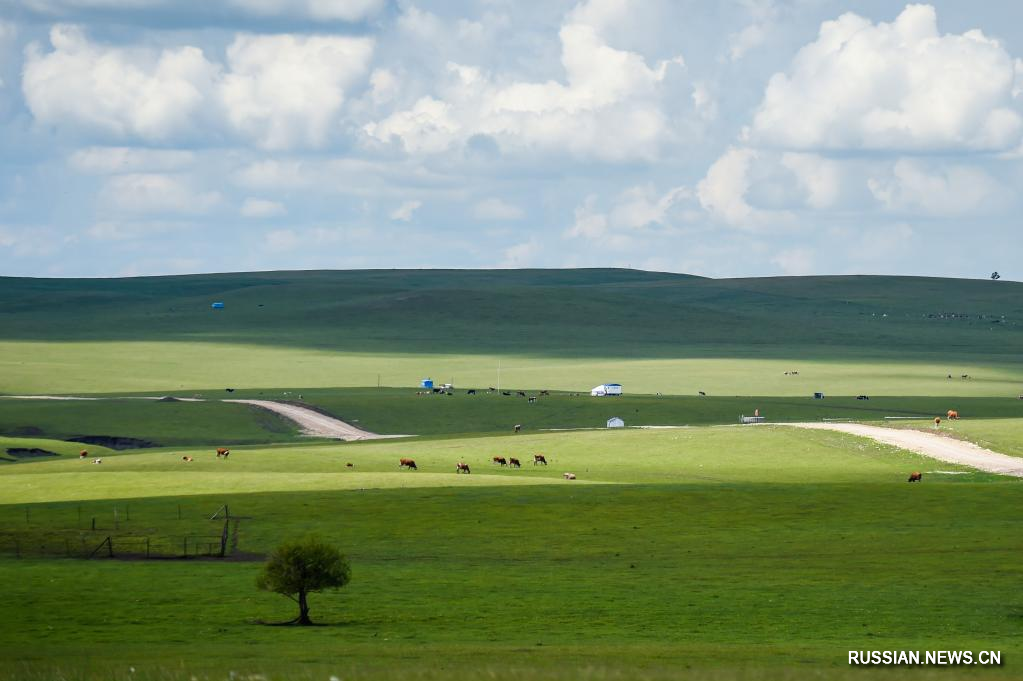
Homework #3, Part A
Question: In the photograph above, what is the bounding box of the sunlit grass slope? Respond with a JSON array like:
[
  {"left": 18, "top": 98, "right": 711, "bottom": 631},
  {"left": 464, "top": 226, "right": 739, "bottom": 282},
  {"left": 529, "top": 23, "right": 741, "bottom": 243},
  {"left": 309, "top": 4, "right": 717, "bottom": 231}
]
[
  {"left": 0, "top": 427, "right": 1020, "bottom": 680},
  {"left": 1, "top": 269, "right": 1020, "bottom": 395}
]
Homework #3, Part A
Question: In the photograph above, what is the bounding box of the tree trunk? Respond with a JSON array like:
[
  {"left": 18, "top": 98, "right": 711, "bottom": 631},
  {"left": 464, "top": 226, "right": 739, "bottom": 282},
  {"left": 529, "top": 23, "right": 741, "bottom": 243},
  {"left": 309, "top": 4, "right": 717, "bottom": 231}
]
[{"left": 297, "top": 590, "right": 312, "bottom": 625}]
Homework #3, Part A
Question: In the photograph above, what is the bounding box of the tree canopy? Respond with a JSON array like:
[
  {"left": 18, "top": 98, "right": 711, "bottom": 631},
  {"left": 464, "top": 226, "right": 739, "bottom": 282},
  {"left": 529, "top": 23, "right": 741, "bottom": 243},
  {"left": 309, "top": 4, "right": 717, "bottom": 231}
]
[{"left": 256, "top": 536, "right": 351, "bottom": 625}]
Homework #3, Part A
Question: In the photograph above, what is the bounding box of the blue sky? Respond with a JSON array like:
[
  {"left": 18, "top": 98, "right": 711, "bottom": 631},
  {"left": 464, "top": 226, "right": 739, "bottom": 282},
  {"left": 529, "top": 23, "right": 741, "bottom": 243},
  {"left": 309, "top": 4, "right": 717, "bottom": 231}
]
[{"left": 1, "top": 0, "right": 1021, "bottom": 278}]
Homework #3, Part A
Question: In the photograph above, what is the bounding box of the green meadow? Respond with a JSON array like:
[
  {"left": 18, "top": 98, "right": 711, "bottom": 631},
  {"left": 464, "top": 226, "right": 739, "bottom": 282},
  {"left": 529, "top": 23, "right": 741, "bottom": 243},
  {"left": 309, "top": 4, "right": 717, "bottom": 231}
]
[
  {"left": 1, "top": 427, "right": 1021, "bottom": 681},
  {"left": 1, "top": 269, "right": 1022, "bottom": 680}
]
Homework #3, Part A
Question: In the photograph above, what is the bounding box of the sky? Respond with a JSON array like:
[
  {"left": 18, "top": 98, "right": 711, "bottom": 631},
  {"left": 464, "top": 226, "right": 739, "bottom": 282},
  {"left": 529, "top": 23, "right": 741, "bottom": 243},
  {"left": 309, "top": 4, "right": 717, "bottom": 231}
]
[{"left": 0, "top": 0, "right": 1021, "bottom": 279}]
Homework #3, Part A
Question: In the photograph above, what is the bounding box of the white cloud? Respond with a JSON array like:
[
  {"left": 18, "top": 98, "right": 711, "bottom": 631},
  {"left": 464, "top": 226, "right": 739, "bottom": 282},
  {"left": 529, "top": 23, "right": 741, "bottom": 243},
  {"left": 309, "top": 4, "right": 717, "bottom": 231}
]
[
  {"left": 390, "top": 199, "right": 421, "bottom": 221},
  {"left": 500, "top": 239, "right": 540, "bottom": 267},
  {"left": 472, "top": 198, "right": 523, "bottom": 221},
  {"left": 780, "top": 152, "right": 842, "bottom": 209},
  {"left": 691, "top": 81, "right": 717, "bottom": 122},
  {"left": 68, "top": 146, "right": 195, "bottom": 174},
  {"left": 226, "top": 0, "right": 385, "bottom": 21},
  {"left": 100, "top": 173, "right": 221, "bottom": 215},
  {"left": 867, "top": 159, "right": 1002, "bottom": 215},
  {"left": 23, "top": 25, "right": 218, "bottom": 141},
  {"left": 697, "top": 146, "right": 757, "bottom": 226},
  {"left": 24, "top": 26, "right": 373, "bottom": 150},
  {"left": 771, "top": 247, "right": 815, "bottom": 275},
  {"left": 220, "top": 33, "right": 374, "bottom": 149},
  {"left": 748, "top": 4, "right": 1023, "bottom": 152},
  {"left": 364, "top": 0, "right": 685, "bottom": 161},
  {"left": 240, "top": 197, "right": 286, "bottom": 218},
  {"left": 727, "top": 0, "right": 777, "bottom": 62},
  {"left": 566, "top": 194, "right": 609, "bottom": 239}
]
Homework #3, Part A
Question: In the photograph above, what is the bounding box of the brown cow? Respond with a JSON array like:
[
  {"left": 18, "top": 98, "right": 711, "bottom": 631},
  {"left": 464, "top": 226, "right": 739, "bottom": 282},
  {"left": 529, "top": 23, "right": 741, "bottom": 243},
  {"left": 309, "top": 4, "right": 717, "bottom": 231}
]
[
  {"left": 908, "top": 472, "right": 922, "bottom": 482},
  {"left": 492, "top": 456, "right": 507, "bottom": 466},
  {"left": 508, "top": 457, "right": 521, "bottom": 468},
  {"left": 79, "top": 449, "right": 88, "bottom": 459},
  {"left": 345, "top": 462, "right": 354, "bottom": 468},
  {"left": 934, "top": 417, "right": 942, "bottom": 427},
  {"left": 182, "top": 456, "right": 194, "bottom": 462},
  {"left": 456, "top": 462, "right": 471, "bottom": 474},
  {"left": 399, "top": 458, "right": 417, "bottom": 470},
  {"left": 533, "top": 454, "right": 548, "bottom": 465},
  {"left": 947, "top": 410, "right": 960, "bottom": 420},
  {"left": 216, "top": 448, "right": 230, "bottom": 458}
]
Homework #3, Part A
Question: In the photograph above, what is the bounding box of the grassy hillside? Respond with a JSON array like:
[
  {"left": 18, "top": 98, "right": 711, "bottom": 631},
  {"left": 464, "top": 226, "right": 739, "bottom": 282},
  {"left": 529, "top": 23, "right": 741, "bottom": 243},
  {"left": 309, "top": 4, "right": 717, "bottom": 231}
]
[
  {"left": 1, "top": 269, "right": 1021, "bottom": 395},
  {"left": 0, "top": 398, "right": 299, "bottom": 447},
  {"left": 1, "top": 269, "right": 1020, "bottom": 358},
  {"left": 1, "top": 427, "right": 1019, "bottom": 680}
]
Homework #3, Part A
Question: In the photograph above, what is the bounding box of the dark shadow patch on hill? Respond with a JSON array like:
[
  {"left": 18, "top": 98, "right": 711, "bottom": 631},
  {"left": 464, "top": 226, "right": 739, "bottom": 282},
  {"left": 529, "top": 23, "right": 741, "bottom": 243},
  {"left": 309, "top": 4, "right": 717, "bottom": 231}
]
[
  {"left": 66, "top": 435, "right": 159, "bottom": 450},
  {"left": 5, "top": 447, "right": 59, "bottom": 459}
]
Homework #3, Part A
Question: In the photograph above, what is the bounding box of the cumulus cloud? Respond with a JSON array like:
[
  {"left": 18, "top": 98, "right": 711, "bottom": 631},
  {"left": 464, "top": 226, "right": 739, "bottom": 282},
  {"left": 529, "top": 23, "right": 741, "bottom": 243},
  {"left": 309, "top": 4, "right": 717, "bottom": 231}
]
[
  {"left": 566, "top": 184, "right": 690, "bottom": 242},
  {"left": 472, "top": 198, "right": 523, "bottom": 221},
  {"left": 240, "top": 197, "right": 286, "bottom": 218},
  {"left": 697, "top": 146, "right": 758, "bottom": 226},
  {"left": 779, "top": 152, "right": 842, "bottom": 209},
  {"left": 867, "top": 159, "right": 1003, "bottom": 215},
  {"left": 748, "top": 4, "right": 1023, "bottom": 152},
  {"left": 23, "top": 25, "right": 218, "bottom": 141},
  {"left": 500, "top": 239, "right": 540, "bottom": 267},
  {"left": 363, "top": 0, "right": 685, "bottom": 161},
  {"left": 390, "top": 200, "right": 421, "bottom": 221},
  {"left": 24, "top": 26, "right": 373, "bottom": 150},
  {"left": 771, "top": 247, "right": 815, "bottom": 275},
  {"left": 220, "top": 33, "right": 374, "bottom": 149},
  {"left": 100, "top": 173, "right": 221, "bottom": 215}
]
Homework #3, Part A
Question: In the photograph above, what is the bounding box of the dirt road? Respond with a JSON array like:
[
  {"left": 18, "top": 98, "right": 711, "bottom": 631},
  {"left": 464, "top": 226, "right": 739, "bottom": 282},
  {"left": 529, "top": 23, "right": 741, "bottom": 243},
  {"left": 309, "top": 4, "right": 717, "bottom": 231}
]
[
  {"left": 784, "top": 422, "right": 1023, "bottom": 477},
  {"left": 224, "top": 399, "right": 404, "bottom": 440}
]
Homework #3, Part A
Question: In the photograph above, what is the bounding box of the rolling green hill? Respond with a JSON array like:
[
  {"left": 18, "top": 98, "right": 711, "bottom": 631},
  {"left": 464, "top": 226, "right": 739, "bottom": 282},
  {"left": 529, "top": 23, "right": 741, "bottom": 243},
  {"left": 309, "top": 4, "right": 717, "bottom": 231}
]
[
  {"left": 1, "top": 269, "right": 1019, "bottom": 357},
  {"left": 1, "top": 269, "right": 1020, "bottom": 395}
]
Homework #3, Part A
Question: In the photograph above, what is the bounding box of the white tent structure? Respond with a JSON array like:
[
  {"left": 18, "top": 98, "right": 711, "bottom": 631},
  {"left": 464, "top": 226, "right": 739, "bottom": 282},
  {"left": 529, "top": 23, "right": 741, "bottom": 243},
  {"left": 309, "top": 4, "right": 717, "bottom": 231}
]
[
  {"left": 606, "top": 417, "right": 624, "bottom": 428},
  {"left": 591, "top": 383, "right": 623, "bottom": 397}
]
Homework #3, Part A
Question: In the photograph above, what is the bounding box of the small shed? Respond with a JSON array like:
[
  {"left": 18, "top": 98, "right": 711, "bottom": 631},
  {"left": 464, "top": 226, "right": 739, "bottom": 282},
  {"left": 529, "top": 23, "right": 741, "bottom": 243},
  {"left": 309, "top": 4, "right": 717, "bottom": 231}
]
[
  {"left": 211, "top": 302, "right": 225, "bottom": 310},
  {"left": 421, "top": 378, "right": 434, "bottom": 389},
  {"left": 607, "top": 417, "right": 625, "bottom": 428}
]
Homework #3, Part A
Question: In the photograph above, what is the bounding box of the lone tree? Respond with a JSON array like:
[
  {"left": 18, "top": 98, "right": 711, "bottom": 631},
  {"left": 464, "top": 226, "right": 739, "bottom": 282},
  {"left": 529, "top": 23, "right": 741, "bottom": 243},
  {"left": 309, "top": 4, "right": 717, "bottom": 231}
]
[
  {"left": 991, "top": 271, "right": 1001, "bottom": 280},
  {"left": 256, "top": 536, "right": 351, "bottom": 625}
]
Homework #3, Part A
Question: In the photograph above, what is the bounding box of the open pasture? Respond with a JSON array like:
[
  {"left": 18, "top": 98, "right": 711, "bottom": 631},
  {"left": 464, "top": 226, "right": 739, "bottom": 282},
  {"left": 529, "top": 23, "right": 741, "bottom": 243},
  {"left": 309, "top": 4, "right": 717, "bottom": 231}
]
[
  {"left": 0, "top": 427, "right": 996, "bottom": 505},
  {"left": 0, "top": 397, "right": 299, "bottom": 447},
  {"left": 0, "top": 427, "right": 1021, "bottom": 680},
  {"left": 3, "top": 340, "right": 1023, "bottom": 396}
]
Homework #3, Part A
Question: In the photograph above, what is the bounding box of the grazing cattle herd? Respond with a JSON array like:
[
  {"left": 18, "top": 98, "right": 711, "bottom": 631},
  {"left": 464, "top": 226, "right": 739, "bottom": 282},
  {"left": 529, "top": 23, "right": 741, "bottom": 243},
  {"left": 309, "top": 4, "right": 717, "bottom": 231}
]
[{"left": 384, "top": 453, "right": 563, "bottom": 477}]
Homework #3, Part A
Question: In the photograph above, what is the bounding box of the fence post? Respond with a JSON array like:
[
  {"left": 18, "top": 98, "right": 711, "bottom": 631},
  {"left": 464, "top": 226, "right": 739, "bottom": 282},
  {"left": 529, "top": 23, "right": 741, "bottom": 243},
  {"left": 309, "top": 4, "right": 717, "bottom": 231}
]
[
  {"left": 107, "top": 536, "right": 113, "bottom": 558},
  {"left": 219, "top": 519, "right": 229, "bottom": 557},
  {"left": 91, "top": 517, "right": 96, "bottom": 531}
]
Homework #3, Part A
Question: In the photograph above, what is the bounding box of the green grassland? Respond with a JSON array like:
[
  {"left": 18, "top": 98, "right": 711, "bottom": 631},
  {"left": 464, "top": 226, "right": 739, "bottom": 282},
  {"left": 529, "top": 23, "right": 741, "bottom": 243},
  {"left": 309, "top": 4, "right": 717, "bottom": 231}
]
[
  {"left": 0, "top": 397, "right": 299, "bottom": 447},
  {"left": 0, "top": 270, "right": 1021, "bottom": 395},
  {"left": 235, "top": 388, "right": 1023, "bottom": 435},
  {"left": 0, "top": 428, "right": 1020, "bottom": 681},
  {"left": 0, "top": 436, "right": 114, "bottom": 463},
  {"left": 2, "top": 269, "right": 1023, "bottom": 681}
]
